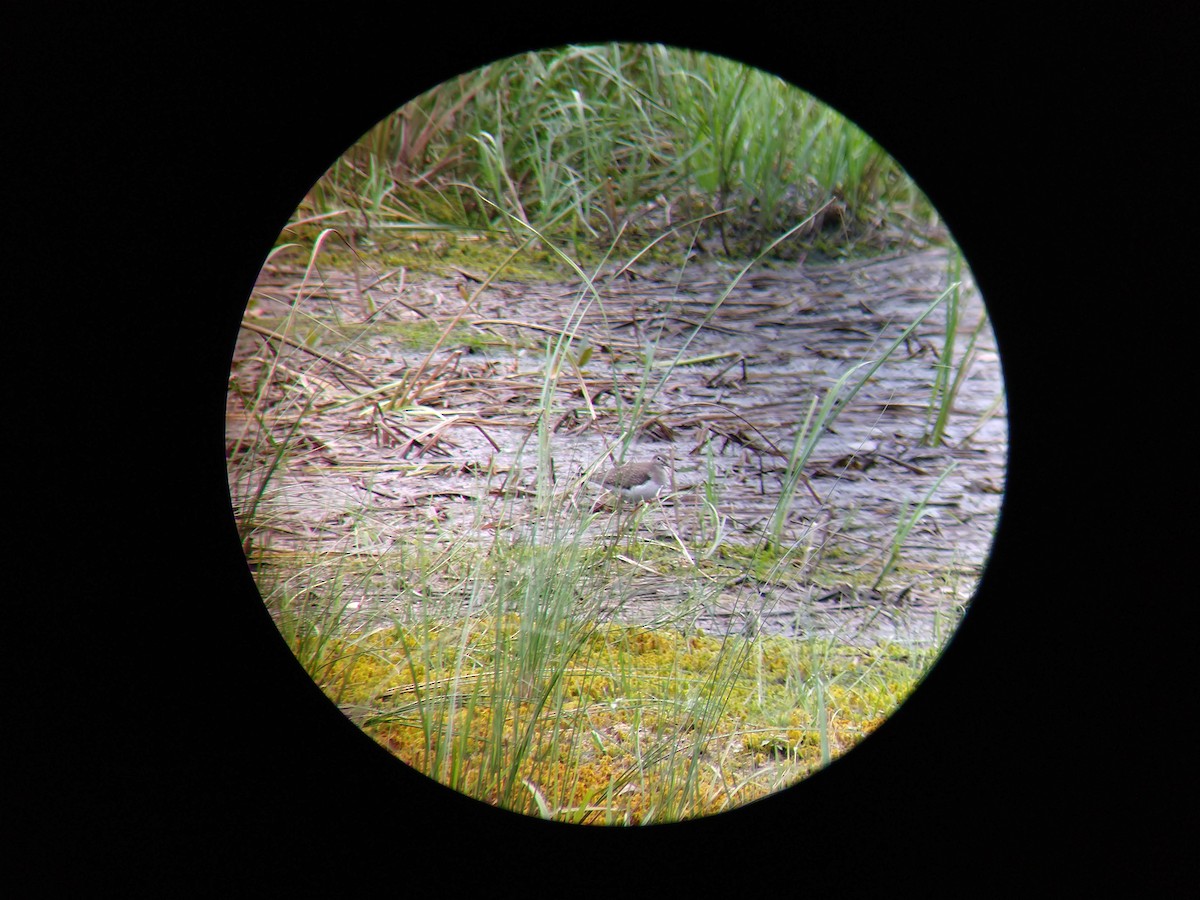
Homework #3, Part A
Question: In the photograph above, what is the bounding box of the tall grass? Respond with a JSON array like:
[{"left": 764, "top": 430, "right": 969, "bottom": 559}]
[
  {"left": 292, "top": 43, "right": 938, "bottom": 259},
  {"left": 924, "top": 248, "right": 991, "bottom": 446}
]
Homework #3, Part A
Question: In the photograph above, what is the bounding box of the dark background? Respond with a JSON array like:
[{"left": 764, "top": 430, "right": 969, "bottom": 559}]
[{"left": 7, "top": 5, "right": 1192, "bottom": 893}]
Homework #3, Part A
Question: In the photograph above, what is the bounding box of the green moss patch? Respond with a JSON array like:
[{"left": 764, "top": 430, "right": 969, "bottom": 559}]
[{"left": 305, "top": 617, "right": 926, "bottom": 824}]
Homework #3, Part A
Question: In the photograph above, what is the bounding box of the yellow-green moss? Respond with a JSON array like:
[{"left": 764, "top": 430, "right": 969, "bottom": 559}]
[{"left": 307, "top": 617, "right": 924, "bottom": 823}]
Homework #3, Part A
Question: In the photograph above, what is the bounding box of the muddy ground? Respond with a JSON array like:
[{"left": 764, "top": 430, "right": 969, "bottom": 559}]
[{"left": 228, "top": 246, "right": 1006, "bottom": 649}]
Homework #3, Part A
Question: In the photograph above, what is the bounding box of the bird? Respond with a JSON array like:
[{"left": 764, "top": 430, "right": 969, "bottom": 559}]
[{"left": 590, "top": 453, "right": 671, "bottom": 505}]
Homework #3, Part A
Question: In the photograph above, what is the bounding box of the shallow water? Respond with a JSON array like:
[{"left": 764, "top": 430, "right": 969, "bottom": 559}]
[{"left": 230, "top": 248, "right": 1005, "bottom": 649}]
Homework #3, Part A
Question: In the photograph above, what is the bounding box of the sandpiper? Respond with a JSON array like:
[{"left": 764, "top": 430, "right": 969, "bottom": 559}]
[{"left": 590, "top": 453, "right": 671, "bottom": 505}]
